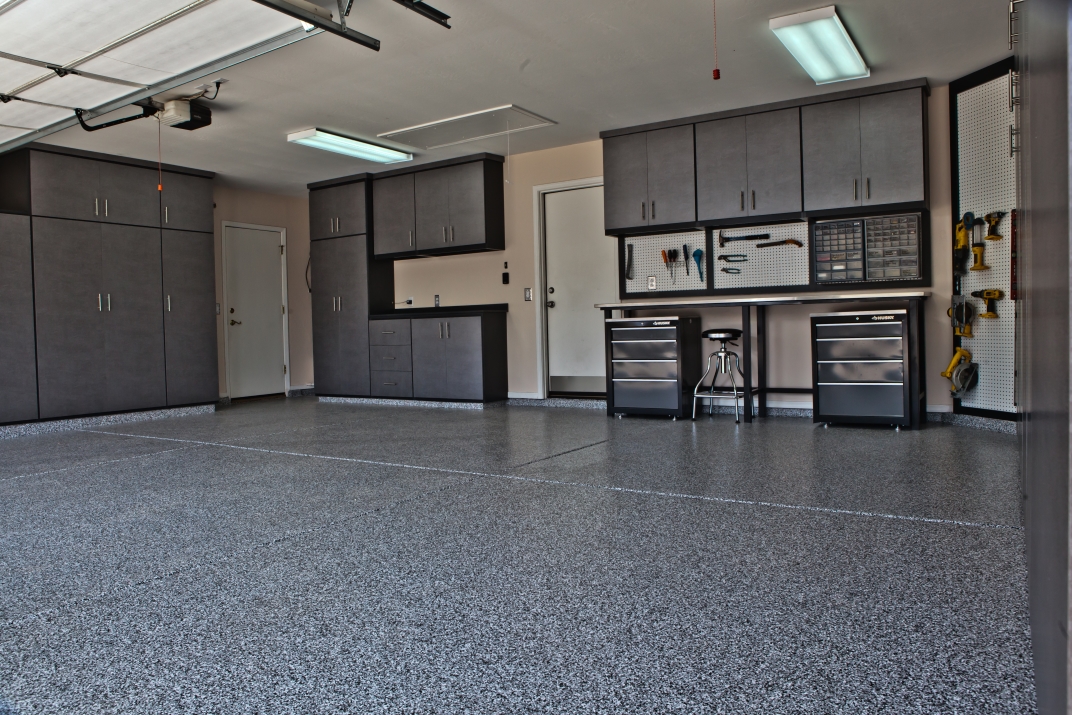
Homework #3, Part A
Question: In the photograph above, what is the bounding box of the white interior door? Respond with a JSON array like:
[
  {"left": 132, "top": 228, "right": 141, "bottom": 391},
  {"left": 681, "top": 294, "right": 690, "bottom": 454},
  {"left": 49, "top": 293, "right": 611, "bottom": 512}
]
[
  {"left": 544, "top": 186, "right": 618, "bottom": 394},
  {"left": 224, "top": 225, "right": 286, "bottom": 399}
]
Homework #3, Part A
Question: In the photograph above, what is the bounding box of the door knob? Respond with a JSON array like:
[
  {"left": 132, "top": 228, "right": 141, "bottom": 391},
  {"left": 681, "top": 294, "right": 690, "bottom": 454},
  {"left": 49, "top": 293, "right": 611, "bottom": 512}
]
[
  {"left": 546, "top": 301, "right": 556, "bottom": 308},
  {"left": 230, "top": 319, "right": 242, "bottom": 325}
]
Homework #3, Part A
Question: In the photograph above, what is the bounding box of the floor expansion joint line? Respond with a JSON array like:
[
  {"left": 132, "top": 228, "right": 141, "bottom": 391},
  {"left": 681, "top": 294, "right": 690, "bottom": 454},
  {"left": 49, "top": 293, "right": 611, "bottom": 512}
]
[
  {"left": 84, "top": 429, "right": 1022, "bottom": 531},
  {"left": 508, "top": 439, "right": 609, "bottom": 469},
  {"left": 0, "top": 445, "right": 200, "bottom": 484}
]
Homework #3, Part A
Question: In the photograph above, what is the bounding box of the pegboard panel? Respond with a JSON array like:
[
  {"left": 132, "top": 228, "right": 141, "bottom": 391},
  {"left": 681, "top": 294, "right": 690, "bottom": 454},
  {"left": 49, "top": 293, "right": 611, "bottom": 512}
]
[
  {"left": 712, "top": 222, "right": 810, "bottom": 290},
  {"left": 623, "top": 231, "right": 707, "bottom": 294},
  {"left": 955, "top": 73, "right": 1017, "bottom": 413}
]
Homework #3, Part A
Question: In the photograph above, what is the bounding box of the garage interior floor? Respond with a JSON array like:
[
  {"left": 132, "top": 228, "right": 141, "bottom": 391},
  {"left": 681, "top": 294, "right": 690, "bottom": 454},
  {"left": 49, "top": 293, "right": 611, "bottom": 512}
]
[{"left": 0, "top": 398, "right": 1035, "bottom": 714}]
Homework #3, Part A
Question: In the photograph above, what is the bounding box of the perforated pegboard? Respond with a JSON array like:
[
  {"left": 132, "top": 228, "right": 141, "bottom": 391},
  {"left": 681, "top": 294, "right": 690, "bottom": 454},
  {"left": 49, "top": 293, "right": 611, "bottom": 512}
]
[
  {"left": 955, "top": 73, "right": 1018, "bottom": 413},
  {"left": 712, "top": 222, "right": 810, "bottom": 290},
  {"left": 623, "top": 231, "right": 707, "bottom": 294}
]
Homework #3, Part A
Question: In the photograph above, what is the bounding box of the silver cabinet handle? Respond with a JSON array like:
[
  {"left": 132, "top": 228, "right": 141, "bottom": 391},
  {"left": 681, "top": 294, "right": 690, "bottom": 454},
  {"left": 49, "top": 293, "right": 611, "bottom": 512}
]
[
  {"left": 330, "top": 218, "right": 334, "bottom": 233},
  {"left": 446, "top": 321, "right": 450, "bottom": 338},
  {"left": 383, "top": 382, "right": 397, "bottom": 386},
  {"left": 740, "top": 191, "right": 744, "bottom": 211},
  {"left": 107, "top": 293, "right": 111, "bottom": 311},
  {"left": 104, "top": 199, "right": 108, "bottom": 217},
  {"left": 95, "top": 198, "right": 99, "bottom": 216},
  {"left": 866, "top": 178, "right": 870, "bottom": 200},
  {"left": 382, "top": 356, "right": 396, "bottom": 360},
  {"left": 336, "top": 218, "right": 341, "bottom": 233},
  {"left": 751, "top": 190, "right": 756, "bottom": 210},
  {"left": 442, "top": 226, "right": 447, "bottom": 243},
  {"left": 449, "top": 226, "right": 454, "bottom": 242},
  {"left": 853, "top": 179, "right": 858, "bottom": 200},
  {"left": 98, "top": 293, "right": 102, "bottom": 311},
  {"left": 439, "top": 322, "right": 443, "bottom": 338},
  {"left": 165, "top": 206, "right": 168, "bottom": 223},
  {"left": 651, "top": 201, "right": 655, "bottom": 220},
  {"left": 338, "top": 296, "right": 341, "bottom": 311},
  {"left": 381, "top": 330, "right": 395, "bottom": 334},
  {"left": 641, "top": 202, "right": 645, "bottom": 220},
  {"left": 409, "top": 230, "right": 413, "bottom": 246},
  {"left": 167, "top": 295, "right": 171, "bottom": 312}
]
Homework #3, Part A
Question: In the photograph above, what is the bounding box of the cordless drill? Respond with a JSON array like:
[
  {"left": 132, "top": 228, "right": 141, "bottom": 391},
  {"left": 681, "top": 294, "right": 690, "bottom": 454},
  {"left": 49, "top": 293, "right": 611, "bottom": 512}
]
[
  {"left": 971, "top": 289, "right": 1005, "bottom": 319},
  {"left": 984, "top": 211, "right": 1007, "bottom": 241},
  {"left": 969, "top": 217, "right": 990, "bottom": 271},
  {"left": 954, "top": 212, "right": 973, "bottom": 276}
]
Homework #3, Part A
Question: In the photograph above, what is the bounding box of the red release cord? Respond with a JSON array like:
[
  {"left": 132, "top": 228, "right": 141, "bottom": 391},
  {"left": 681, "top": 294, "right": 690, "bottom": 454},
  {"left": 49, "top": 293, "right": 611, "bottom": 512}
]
[
  {"left": 157, "top": 115, "right": 163, "bottom": 192},
  {"left": 712, "top": 0, "right": 720, "bottom": 80}
]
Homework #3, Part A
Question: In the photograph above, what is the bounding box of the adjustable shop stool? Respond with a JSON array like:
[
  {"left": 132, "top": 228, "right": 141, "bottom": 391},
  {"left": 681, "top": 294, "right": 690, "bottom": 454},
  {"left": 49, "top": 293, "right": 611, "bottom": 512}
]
[{"left": 692, "top": 328, "right": 745, "bottom": 422}]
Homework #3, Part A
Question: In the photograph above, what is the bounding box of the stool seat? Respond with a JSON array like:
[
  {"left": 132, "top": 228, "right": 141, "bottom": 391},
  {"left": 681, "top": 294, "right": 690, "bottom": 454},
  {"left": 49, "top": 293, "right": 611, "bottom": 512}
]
[{"left": 702, "top": 328, "right": 742, "bottom": 341}]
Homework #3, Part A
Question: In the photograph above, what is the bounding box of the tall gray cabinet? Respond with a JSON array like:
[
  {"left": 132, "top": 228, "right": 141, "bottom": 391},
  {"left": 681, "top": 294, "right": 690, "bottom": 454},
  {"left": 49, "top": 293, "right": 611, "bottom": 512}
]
[
  {"left": 311, "top": 234, "right": 371, "bottom": 396},
  {"left": 0, "top": 145, "right": 218, "bottom": 424}
]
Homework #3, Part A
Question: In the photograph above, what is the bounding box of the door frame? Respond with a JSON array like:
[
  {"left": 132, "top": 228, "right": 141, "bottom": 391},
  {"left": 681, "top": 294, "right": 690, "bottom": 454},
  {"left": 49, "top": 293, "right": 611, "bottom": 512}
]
[
  {"left": 221, "top": 221, "right": 291, "bottom": 398},
  {"left": 531, "top": 177, "right": 604, "bottom": 400}
]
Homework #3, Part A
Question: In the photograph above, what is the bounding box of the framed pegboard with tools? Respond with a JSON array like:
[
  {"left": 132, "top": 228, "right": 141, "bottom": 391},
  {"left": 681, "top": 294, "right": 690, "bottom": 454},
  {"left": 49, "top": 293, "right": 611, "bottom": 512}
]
[
  {"left": 949, "top": 58, "right": 1018, "bottom": 420},
  {"left": 620, "top": 230, "right": 709, "bottom": 297}
]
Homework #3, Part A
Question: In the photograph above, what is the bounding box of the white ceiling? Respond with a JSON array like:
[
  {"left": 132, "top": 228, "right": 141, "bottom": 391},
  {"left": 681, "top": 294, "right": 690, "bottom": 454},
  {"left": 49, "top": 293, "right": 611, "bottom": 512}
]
[{"left": 34, "top": 0, "right": 1013, "bottom": 195}]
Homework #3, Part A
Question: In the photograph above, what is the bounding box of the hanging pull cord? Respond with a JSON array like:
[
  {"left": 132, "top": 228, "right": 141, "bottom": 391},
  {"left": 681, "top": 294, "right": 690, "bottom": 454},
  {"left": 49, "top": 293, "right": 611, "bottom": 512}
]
[{"left": 712, "top": 0, "right": 720, "bottom": 80}]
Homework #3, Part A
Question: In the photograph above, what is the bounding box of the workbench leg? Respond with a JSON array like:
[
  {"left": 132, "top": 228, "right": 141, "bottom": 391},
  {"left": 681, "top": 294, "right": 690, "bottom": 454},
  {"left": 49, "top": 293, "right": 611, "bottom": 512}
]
[
  {"left": 757, "top": 305, "right": 768, "bottom": 418},
  {"left": 741, "top": 306, "right": 753, "bottom": 423}
]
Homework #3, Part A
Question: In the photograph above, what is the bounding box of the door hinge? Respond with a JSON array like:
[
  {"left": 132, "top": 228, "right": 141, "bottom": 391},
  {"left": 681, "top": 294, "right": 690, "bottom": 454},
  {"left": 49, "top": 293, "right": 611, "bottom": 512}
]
[
  {"left": 282, "top": 305, "right": 285, "bottom": 315},
  {"left": 283, "top": 365, "right": 287, "bottom": 374},
  {"left": 281, "top": 245, "right": 284, "bottom": 255}
]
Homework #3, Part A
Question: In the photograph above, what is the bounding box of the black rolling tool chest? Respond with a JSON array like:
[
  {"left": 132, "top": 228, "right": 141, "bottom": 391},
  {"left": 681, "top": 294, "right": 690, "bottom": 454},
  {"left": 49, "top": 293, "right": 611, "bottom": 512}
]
[
  {"left": 604, "top": 317, "right": 701, "bottom": 418},
  {"left": 811, "top": 309, "right": 925, "bottom": 429}
]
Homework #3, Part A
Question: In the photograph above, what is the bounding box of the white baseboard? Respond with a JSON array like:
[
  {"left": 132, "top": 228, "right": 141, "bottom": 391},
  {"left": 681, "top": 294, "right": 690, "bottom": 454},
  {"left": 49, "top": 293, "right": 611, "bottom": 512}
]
[{"left": 508, "top": 392, "right": 542, "bottom": 399}]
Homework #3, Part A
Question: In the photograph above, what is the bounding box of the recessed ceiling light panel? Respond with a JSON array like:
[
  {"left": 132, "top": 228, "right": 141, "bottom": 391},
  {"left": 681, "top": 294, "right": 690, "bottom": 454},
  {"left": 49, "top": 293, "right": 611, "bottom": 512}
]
[
  {"left": 770, "top": 6, "right": 869, "bottom": 85},
  {"left": 379, "top": 105, "right": 555, "bottom": 150},
  {"left": 287, "top": 128, "right": 413, "bottom": 163}
]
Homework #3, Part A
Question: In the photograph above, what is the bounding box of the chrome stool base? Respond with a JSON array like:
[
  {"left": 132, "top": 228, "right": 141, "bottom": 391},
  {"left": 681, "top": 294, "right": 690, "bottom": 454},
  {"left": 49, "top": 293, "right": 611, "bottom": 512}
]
[{"left": 692, "top": 329, "right": 745, "bottom": 423}]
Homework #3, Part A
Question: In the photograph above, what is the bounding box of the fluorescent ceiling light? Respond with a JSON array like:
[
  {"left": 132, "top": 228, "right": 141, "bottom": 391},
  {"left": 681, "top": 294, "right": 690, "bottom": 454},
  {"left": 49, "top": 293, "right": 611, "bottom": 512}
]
[
  {"left": 287, "top": 128, "right": 413, "bottom": 163},
  {"left": 770, "top": 6, "right": 869, "bottom": 85},
  {"left": 379, "top": 105, "right": 555, "bottom": 150}
]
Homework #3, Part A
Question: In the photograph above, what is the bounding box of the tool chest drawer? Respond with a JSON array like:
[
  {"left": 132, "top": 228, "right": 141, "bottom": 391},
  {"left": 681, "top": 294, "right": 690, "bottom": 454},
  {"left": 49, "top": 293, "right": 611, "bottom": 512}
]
[
  {"left": 817, "top": 361, "right": 903, "bottom": 383},
  {"left": 815, "top": 322, "right": 902, "bottom": 339},
  {"left": 369, "top": 319, "right": 411, "bottom": 346},
  {"left": 611, "top": 327, "right": 676, "bottom": 341},
  {"left": 612, "top": 360, "right": 678, "bottom": 380},
  {"left": 613, "top": 380, "right": 680, "bottom": 410},
  {"left": 370, "top": 345, "right": 412, "bottom": 372},
  {"left": 815, "top": 337, "right": 903, "bottom": 361},
  {"left": 371, "top": 370, "right": 413, "bottom": 398},
  {"left": 611, "top": 340, "right": 678, "bottom": 360},
  {"left": 818, "top": 384, "right": 904, "bottom": 417}
]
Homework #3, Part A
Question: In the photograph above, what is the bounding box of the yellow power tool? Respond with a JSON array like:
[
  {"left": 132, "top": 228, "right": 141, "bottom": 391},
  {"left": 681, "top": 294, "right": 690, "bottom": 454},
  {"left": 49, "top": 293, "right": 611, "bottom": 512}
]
[
  {"left": 984, "top": 211, "right": 1007, "bottom": 241},
  {"left": 941, "top": 347, "right": 979, "bottom": 398},
  {"left": 947, "top": 295, "right": 974, "bottom": 338},
  {"left": 954, "top": 213, "right": 972, "bottom": 275},
  {"left": 970, "top": 289, "right": 1005, "bottom": 319},
  {"left": 969, "top": 218, "right": 990, "bottom": 271}
]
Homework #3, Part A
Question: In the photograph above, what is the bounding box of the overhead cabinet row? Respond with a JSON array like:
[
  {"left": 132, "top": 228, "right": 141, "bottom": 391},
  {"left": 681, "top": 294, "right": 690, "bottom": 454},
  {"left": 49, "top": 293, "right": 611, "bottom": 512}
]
[{"left": 602, "top": 87, "right": 926, "bottom": 233}]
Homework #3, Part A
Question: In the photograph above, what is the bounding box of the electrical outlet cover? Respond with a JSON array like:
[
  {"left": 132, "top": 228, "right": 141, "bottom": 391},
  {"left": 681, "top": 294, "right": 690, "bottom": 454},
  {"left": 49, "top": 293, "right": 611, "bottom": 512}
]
[{"left": 647, "top": 276, "right": 657, "bottom": 291}]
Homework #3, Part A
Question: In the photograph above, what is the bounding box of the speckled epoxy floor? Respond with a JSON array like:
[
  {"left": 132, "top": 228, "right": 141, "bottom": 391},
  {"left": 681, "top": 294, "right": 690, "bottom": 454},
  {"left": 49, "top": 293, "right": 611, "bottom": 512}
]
[{"left": 0, "top": 398, "right": 1035, "bottom": 714}]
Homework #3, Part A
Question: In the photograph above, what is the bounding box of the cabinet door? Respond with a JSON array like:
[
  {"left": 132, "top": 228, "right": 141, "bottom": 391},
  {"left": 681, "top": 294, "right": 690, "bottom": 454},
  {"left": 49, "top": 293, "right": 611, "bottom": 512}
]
[
  {"left": 99, "top": 162, "right": 160, "bottom": 227},
  {"left": 603, "top": 132, "right": 649, "bottom": 231},
  {"left": 696, "top": 117, "right": 748, "bottom": 220},
  {"left": 161, "top": 172, "right": 214, "bottom": 233},
  {"left": 411, "top": 318, "right": 446, "bottom": 398},
  {"left": 802, "top": 98, "right": 862, "bottom": 211},
  {"left": 336, "top": 235, "right": 370, "bottom": 396},
  {"left": 32, "top": 217, "right": 106, "bottom": 418},
  {"left": 860, "top": 89, "right": 925, "bottom": 206},
  {"left": 745, "top": 108, "right": 802, "bottom": 216},
  {"left": 309, "top": 187, "right": 336, "bottom": 241},
  {"left": 447, "top": 162, "right": 486, "bottom": 247},
  {"left": 646, "top": 125, "right": 695, "bottom": 226},
  {"left": 415, "top": 168, "right": 450, "bottom": 251},
  {"left": 29, "top": 151, "right": 100, "bottom": 221},
  {"left": 0, "top": 214, "right": 39, "bottom": 422},
  {"left": 162, "top": 229, "right": 218, "bottom": 405},
  {"left": 102, "top": 224, "right": 166, "bottom": 412},
  {"left": 373, "top": 173, "right": 415, "bottom": 255},
  {"left": 310, "top": 238, "right": 340, "bottom": 394},
  {"left": 333, "top": 181, "right": 367, "bottom": 238},
  {"left": 443, "top": 316, "right": 483, "bottom": 400}
]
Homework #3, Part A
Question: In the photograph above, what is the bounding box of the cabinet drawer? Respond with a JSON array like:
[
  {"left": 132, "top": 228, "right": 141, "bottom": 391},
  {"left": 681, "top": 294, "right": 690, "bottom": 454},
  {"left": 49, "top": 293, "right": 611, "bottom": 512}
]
[
  {"left": 816, "top": 337, "right": 902, "bottom": 361},
  {"left": 370, "top": 345, "right": 412, "bottom": 372},
  {"left": 611, "top": 360, "right": 678, "bottom": 380},
  {"left": 815, "top": 322, "right": 902, "bottom": 339},
  {"left": 371, "top": 371, "right": 413, "bottom": 398},
  {"left": 613, "top": 380, "right": 679, "bottom": 410},
  {"left": 817, "top": 361, "right": 903, "bottom": 383},
  {"left": 611, "top": 340, "right": 677, "bottom": 360},
  {"left": 611, "top": 327, "right": 676, "bottom": 341},
  {"left": 369, "top": 319, "right": 411, "bottom": 345},
  {"left": 818, "top": 384, "right": 904, "bottom": 418}
]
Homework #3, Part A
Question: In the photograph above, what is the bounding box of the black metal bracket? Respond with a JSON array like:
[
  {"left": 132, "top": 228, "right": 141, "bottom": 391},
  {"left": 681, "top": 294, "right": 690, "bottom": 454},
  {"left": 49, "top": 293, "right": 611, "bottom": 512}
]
[
  {"left": 74, "top": 102, "right": 158, "bottom": 132},
  {"left": 249, "top": 0, "right": 381, "bottom": 51},
  {"left": 391, "top": 0, "right": 451, "bottom": 28}
]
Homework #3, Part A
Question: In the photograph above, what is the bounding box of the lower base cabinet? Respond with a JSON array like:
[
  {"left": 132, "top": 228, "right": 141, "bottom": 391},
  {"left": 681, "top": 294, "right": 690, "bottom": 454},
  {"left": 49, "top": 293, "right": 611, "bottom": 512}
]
[{"left": 312, "top": 234, "right": 371, "bottom": 397}]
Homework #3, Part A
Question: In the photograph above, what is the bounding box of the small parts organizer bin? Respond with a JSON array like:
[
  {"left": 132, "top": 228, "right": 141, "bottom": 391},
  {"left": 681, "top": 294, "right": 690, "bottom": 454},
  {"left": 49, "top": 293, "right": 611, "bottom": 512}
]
[{"left": 813, "top": 213, "right": 922, "bottom": 285}]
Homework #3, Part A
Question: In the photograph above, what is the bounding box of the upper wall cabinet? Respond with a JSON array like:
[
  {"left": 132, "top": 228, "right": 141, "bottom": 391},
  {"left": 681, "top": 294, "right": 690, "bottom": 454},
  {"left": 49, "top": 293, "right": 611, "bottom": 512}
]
[
  {"left": 371, "top": 157, "right": 504, "bottom": 258},
  {"left": 310, "top": 180, "right": 367, "bottom": 240},
  {"left": 696, "top": 108, "right": 802, "bottom": 220},
  {"left": 161, "top": 171, "right": 214, "bottom": 233},
  {"left": 604, "top": 125, "right": 695, "bottom": 232},
  {"left": 29, "top": 151, "right": 161, "bottom": 227},
  {"left": 802, "top": 88, "right": 925, "bottom": 211}
]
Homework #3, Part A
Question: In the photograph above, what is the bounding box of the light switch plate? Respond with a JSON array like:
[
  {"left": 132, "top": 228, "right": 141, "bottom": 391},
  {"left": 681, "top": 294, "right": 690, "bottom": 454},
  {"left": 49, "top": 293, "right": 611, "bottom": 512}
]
[
  {"left": 434, "top": 294, "right": 440, "bottom": 307},
  {"left": 216, "top": 303, "right": 221, "bottom": 315},
  {"left": 647, "top": 276, "right": 657, "bottom": 291},
  {"left": 524, "top": 288, "right": 532, "bottom": 301}
]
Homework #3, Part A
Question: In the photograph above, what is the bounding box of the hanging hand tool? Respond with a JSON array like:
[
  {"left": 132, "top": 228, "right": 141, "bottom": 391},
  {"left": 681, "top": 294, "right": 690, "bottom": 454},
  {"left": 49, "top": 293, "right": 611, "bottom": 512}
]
[
  {"left": 718, "top": 230, "right": 770, "bottom": 248},
  {"left": 954, "top": 212, "right": 973, "bottom": 276},
  {"left": 667, "top": 248, "right": 678, "bottom": 284},
  {"left": 625, "top": 244, "right": 634, "bottom": 280},
  {"left": 971, "top": 289, "right": 1005, "bottom": 318},
  {"left": 683, "top": 244, "right": 690, "bottom": 275},
  {"left": 755, "top": 238, "right": 804, "bottom": 249},
  {"left": 718, "top": 254, "right": 748, "bottom": 262},
  {"left": 984, "top": 211, "right": 1007, "bottom": 240},
  {"left": 947, "top": 295, "right": 975, "bottom": 338},
  {"left": 970, "top": 217, "right": 990, "bottom": 271},
  {"left": 941, "top": 347, "right": 978, "bottom": 398},
  {"left": 661, "top": 249, "right": 669, "bottom": 273},
  {"left": 721, "top": 267, "right": 741, "bottom": 274},
  {"left": 692, "top": 248, "right": 704, "bottom": 281}
]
